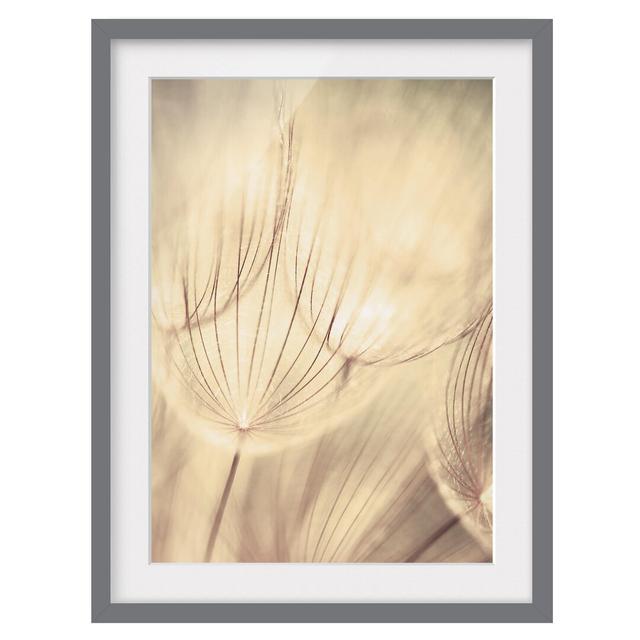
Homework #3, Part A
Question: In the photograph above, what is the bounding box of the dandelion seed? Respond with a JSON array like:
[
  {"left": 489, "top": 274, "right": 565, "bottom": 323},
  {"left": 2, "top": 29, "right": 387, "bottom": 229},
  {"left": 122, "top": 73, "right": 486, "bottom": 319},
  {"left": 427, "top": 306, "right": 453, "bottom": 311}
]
[
  {"left": 284, "top": 79, "right": 493, "bottom": 365},
  {"left": 424, "top": 305, "right": 493, "bottom": 551},
  {"left": 151, "top": 79, "right": 494, "bottom": 563},
  {"left": 227, "top": 369, "right": 487, "bottom": 563}
]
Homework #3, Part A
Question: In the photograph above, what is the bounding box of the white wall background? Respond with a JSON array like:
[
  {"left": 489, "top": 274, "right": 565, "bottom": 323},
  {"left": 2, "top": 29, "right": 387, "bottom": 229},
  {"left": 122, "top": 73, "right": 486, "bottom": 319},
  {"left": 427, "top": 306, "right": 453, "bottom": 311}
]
[{"left": 0, "top": 1, "right": 638, "bottom": 637}]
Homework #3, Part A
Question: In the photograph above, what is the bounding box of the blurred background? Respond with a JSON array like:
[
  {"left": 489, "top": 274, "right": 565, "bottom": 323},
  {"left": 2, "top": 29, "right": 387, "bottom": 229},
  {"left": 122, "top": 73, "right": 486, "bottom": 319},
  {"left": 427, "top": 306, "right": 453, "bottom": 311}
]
[{"left": 151, "top": 78, "right": 493, "bottom": 563}]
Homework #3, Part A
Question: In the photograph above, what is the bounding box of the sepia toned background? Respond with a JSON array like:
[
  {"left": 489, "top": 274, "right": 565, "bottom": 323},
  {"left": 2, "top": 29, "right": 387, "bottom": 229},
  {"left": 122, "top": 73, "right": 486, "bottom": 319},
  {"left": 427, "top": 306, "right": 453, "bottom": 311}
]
[{"left": 151, "top": 78, "right": 493, "bottom": 562}]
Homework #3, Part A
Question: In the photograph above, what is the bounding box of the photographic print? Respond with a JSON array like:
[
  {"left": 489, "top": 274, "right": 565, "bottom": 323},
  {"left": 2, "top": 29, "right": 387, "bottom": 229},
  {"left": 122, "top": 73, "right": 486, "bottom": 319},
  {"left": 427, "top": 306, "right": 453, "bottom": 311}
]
[{"left": 151, "top": 78, "right": 493, "bottom": 563}]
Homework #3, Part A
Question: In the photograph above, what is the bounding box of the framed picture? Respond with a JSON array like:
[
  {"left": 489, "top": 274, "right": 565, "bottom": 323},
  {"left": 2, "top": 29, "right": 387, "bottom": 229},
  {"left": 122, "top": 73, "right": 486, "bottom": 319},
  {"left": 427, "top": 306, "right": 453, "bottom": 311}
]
[{"left": 92, "top": 19, "right": 552, "bottom": 622}]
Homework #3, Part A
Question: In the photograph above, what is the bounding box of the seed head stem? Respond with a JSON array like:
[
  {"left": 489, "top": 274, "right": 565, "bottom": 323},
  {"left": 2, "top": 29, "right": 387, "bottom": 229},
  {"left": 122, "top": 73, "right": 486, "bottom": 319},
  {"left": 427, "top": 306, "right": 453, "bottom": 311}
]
[{"left": 204, "top": 449, "right": 241, "bottom": 561}]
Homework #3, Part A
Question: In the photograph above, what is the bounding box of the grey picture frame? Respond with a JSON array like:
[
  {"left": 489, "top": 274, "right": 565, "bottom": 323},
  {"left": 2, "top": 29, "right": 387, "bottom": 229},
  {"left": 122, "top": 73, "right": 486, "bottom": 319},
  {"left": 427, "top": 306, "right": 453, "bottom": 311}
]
[{"left": 92, "top": 19, "right": 552, "bottom": 623}]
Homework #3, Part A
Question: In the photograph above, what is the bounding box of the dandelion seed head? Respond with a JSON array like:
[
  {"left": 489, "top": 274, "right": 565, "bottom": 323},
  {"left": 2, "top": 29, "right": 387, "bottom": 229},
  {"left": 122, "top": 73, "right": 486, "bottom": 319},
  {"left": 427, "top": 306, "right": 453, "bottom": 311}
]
[
  {"left": 423, "top": 306, "right": 493, "bottom": 550},
  {"left": 283, "top": 80, "right": 492, "bottom": 365}
]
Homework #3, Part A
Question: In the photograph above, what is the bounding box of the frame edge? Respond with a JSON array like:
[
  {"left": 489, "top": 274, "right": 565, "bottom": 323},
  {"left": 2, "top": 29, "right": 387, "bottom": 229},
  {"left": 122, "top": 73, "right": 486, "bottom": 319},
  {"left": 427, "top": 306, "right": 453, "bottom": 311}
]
[
  {"left": 91, "top": 19, "right": 112, "bottom": 623},
  {"left": 91, "top": 18, "right": 550, "bottom": 40},
  {"left": 530, "top": 18, "right": 553, "bottom": 623},
  {"left": 91, "top": 17, "right": 553, "bottom": 623}
]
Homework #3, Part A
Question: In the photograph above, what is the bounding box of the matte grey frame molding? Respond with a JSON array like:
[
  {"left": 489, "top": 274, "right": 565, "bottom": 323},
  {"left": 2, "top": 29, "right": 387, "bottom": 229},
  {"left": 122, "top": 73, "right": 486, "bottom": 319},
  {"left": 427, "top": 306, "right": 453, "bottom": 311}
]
[{"left": 92, "top": 19, "right": 552, "bottom": 623}]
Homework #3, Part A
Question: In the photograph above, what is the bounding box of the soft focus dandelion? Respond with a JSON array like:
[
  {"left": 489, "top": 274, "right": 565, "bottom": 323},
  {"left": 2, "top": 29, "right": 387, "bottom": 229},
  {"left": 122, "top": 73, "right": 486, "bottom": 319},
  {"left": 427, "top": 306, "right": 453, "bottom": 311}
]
[
  {"left": 151, "top": 78, "right": 493, "bottom": 563},
  {"left": 152, "top": 81, "right": 380, "bottom": 559},
  {"left": 424, "top": 305, "right": 493, "bottom": 552},
  {"left": 154, "top": 87, "right": 376, "bottom": 454},
  {"left": 225, "top": 371, "right": 489, "bottom": 563},
  {"left": 285, "top": 80, "right": 492, "bottom": 365},
  {"left": 151, "top": 81, "right": 295, "bottom": 333}
]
